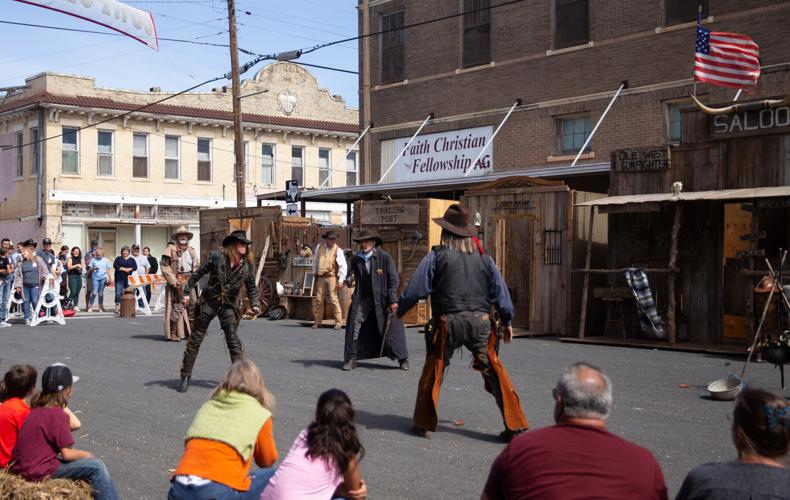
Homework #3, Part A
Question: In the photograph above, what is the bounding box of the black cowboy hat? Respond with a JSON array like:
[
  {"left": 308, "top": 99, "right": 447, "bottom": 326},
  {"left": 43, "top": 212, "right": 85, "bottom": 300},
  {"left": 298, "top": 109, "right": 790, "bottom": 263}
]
[
  {"left": 222, "top": 230, "right": 253, "bottom": 246},
  {"left": 352, "top": 228, "right": 382, "bottom": 246},
  {"left": 321, "top": 229, "right": 340, "bottom": 240},
  {"left": 432, "top": 204, "right": 478, "bottom": 237},
  {"left": 22, "top": 238, "right": 37, "bottom": 248}
]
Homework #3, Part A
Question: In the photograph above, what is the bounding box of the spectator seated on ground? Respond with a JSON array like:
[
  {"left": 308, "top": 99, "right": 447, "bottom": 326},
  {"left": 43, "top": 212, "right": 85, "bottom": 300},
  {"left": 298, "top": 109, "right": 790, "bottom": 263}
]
[
  {"left": 12, "top": 363, "right": 120, "bottom": 500},
  {"left": 169, "top": 359, "right": 278, "bottom": 500},
  {"left": 481, "top": 362, "right": 668, "bottom": 500},
  {"left": 261, "top": 389, "right": 368, "bottom": 500},
  {"left": 0, "top": 364, "right": 38, "bottom": 468},
  {"left": 676, "top": 387, "right": 790, "bottom": 500}
]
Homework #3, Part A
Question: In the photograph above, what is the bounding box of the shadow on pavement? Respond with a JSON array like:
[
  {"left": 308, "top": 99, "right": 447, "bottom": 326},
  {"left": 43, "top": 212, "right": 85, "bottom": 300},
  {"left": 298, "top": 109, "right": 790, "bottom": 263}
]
[
  {"left": 144, "top": 379, "right": 219, "bottom": 391},
  {"left": 130, "top": 334, "right": 175, "bottom": 342},
  {"left": 291, "top": 359, "right": 401, "bottom": 371},
  {"left": 354, "top": 409, "right": 503, "bottom": 443}
]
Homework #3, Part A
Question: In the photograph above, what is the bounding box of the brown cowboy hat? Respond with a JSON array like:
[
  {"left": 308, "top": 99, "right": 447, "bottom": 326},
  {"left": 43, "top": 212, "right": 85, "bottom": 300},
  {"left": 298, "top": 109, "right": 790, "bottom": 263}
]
[
  {"left": 171, "top": 225, "right": 194, "bottom": 241},
  {"left": 222, "top": 230, "right": 253, "bottom": 247},
  {"left": 352, "top": 228, "right": 382, "bottom": 246},
  {"left": 321, "top": 229, "right": 340, "bottom": 240},
  {"left": 432, "top": 204, "right": 477, "bottom": 237}
]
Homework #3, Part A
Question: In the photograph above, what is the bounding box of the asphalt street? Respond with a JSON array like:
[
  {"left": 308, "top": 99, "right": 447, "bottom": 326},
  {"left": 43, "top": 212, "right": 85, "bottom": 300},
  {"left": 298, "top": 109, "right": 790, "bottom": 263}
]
[{"left": 0, "top": 314, "right": 785, "bottom": 499}]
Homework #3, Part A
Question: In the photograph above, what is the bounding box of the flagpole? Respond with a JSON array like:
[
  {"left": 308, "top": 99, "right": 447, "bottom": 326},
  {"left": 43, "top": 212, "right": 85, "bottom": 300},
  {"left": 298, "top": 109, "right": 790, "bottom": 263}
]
[
  {"left": 570, "top": 81, "right": 626, "bottom": 169},
  {"left": 463, "top": 99, "right": 520, "bottom": 178},
  {"left": 693, "top": 4, "right": 703, "bottom": 97},
  {"left": 377, "top": 114, "right": 433, "bottom": 184}
]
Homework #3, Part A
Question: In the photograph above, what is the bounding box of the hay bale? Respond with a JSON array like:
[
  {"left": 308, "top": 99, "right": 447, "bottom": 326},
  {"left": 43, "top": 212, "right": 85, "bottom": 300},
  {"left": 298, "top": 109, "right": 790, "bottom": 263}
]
[{"left": 0, "top": 469, "right": 92, "bottom": 499}]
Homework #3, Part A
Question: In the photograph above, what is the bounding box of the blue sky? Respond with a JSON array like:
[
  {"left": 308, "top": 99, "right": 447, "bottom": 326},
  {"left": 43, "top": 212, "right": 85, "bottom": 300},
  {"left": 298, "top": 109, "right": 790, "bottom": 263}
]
[{"left": 0, "top": 0, "right": 360, "bottom": 107}]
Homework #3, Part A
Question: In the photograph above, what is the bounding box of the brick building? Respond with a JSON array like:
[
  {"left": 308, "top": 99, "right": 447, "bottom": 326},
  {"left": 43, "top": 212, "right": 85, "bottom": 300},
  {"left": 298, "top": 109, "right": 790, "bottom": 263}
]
[{"left": 357, "top": 0, "right": 790, "bottom": 190}]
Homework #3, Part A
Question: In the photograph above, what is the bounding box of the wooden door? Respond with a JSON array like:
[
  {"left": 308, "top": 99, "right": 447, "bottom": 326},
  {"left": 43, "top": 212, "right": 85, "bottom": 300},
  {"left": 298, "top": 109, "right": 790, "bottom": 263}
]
[
  {"left": 722, "top": 203, "right": 752, "bottom": 340},
  {"left": 492, "top": 215, "right": 534, "bottom": 330}
]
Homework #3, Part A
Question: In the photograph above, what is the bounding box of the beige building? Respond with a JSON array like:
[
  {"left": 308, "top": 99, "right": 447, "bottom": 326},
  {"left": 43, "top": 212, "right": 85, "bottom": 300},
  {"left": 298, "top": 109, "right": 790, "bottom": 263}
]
[{"left": 0, "top": 62, "right": 359, "bottom": 258}]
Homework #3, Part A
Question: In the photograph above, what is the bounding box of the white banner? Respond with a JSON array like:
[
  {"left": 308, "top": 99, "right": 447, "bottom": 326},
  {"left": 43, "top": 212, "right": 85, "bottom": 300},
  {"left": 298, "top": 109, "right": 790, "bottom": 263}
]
[
  {"left": 16, "top": 0, "right": 158, "bottom": 50},
  {"left": 392, "top": 126, "right": 493, "bottom": 183}
]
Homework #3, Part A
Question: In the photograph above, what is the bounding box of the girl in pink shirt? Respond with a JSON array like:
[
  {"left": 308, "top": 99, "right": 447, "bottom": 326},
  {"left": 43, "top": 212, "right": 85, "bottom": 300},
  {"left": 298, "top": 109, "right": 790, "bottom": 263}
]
[{"left": 260, "top": 389, "right": 367, "bottom": 500}]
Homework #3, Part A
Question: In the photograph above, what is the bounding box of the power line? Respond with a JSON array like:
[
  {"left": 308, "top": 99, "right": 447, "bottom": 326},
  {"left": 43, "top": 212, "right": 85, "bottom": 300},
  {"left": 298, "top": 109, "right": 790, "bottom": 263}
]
[{"left": 292, "top": 61, "right": 357, "bottom": 75}]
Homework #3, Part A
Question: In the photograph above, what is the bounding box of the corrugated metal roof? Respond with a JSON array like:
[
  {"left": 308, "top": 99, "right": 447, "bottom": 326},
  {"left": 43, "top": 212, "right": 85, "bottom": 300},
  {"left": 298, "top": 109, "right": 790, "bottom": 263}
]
[{"left": 576, "top": 186, "right": 790, "bottom": 206}]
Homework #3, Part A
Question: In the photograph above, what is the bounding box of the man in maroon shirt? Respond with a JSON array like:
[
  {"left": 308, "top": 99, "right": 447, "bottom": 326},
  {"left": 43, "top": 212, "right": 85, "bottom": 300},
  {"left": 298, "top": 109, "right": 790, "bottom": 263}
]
[{"left": 482, "top": 362, "right": 668, "bottom": 500}]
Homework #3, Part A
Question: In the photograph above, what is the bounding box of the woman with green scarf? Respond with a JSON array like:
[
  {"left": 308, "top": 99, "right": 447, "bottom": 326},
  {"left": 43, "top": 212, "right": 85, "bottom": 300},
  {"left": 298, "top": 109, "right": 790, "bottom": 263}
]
[{"left": 169, "top": 360, "right": 278, "bottom": 499}]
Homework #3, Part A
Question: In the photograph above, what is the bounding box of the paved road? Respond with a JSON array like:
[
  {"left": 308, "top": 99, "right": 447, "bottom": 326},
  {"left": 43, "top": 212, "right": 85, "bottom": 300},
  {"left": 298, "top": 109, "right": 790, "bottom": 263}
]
[{"left": 0, "top": 314, "right": 784, "bottom": 499}]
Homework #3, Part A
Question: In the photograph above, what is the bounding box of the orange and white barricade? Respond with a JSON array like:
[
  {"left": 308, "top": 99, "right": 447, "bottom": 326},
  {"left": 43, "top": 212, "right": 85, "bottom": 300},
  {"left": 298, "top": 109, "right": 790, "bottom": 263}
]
[
  {"left": 31, "top": 273, "right": 65, "bottom": 327},
  {"left": 128, "top": 274, "right": 166, "bottom": 316}
]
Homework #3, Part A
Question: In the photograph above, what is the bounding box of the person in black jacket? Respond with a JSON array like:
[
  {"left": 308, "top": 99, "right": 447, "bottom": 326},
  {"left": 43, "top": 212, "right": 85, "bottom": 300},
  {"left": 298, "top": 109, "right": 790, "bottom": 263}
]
[
  {"left": 142, "top": 246, "right": 158, "bottom": 303},
  {"left": 177, "top": 231, "right": 259, "bottom": 393},
  {"left": 343, "top": 229, "right": 408, "bottom": 371}
]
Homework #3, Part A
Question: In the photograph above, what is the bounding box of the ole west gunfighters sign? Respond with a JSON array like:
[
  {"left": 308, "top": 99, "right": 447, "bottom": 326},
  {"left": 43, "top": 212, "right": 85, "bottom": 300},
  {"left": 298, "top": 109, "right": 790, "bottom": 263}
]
[{"left": 393, "top": 126, "right": 494, "bottom": 183}]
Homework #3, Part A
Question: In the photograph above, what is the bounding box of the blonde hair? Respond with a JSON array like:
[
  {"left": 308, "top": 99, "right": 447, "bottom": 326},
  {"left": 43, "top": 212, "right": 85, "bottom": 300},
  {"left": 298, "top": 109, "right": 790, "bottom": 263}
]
[
  {"left": 223, "top": 244, "right": 254, "bottom": 265},
  {"left": 212, "top": 359, "right": 275, "bottom": 412},
  {"left": 440, "top": 229, "right": 476, "bottom": 254}
]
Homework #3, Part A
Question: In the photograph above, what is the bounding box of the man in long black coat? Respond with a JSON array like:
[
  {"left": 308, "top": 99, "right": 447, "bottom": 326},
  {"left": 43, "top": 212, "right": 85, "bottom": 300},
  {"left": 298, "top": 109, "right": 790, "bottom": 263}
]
[{"left": 343, "top": 228, "right": 409, "bottom": 371}]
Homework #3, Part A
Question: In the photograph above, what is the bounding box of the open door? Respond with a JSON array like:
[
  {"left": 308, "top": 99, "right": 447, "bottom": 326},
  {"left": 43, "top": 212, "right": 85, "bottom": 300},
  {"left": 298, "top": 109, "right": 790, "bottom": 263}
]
[
  {"left": 492, "top": 215, "right": 534, "bottom": 330},
  {"left": 722, "top": 203, "right": 753, "bottom": 341}
]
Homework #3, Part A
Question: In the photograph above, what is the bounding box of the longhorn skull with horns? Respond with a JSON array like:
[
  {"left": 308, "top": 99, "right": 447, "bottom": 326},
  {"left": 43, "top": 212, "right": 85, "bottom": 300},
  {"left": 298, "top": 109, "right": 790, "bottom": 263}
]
[{"left": 691, "top": 94, "right": 790, "bottom": 116}]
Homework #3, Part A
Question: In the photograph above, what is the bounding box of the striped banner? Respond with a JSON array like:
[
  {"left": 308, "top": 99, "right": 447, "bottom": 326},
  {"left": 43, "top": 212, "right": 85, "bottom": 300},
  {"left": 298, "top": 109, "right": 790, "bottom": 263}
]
[{"left": 128, "top": 274, "right": 166, "bottom": 288}]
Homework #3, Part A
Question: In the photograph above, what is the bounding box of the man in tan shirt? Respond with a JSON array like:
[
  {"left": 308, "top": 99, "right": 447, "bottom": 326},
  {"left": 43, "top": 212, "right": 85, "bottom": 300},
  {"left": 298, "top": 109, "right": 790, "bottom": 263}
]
[
  {"left": 161, "top": 226, "right": 199, "bottom": 341},
  {"left": 311, "top": 230, "right": 347, "bottom": 330}
]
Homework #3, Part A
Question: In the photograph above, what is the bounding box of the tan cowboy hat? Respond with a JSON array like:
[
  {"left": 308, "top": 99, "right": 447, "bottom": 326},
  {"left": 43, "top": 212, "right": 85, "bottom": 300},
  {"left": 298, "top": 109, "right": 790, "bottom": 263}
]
[
  {"left": 171, "top": 225, "right": 194, "bottom": 241},
  {"left": 432, "top": 204, "right": 477, "bottom": 237}
]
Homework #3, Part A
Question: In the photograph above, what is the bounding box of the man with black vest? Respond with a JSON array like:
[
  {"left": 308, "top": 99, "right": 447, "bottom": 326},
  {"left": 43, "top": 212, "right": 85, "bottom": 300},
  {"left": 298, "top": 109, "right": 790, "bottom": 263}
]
[{"left": 397, "top": 204, "right": 529, "bottom": 441}]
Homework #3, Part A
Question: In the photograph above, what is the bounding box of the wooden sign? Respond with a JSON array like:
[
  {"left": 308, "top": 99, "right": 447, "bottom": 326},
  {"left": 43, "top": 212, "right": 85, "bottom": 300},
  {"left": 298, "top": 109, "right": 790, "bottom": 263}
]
[
  {"left": 614, "top": 147, "right": 670, "bottom": 172},
  {"left": 292, "top": 257, "right": 314, "bottom": 267},
  {"left": 361, "top": 203, "right": 419, "bottom": 225},
  {"left": 739, "top": 230, "right": 767, "bottom": 241},
  {"left": 736, "top": 249, "right": 766, "bottom": 258}
]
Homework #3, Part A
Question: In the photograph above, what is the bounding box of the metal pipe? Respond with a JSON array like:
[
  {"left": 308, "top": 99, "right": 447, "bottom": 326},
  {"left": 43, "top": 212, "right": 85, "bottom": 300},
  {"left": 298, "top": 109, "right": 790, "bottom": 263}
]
[
  {"left": 377, "top": 114, "right": 433, "bottom": 184},
  {"left": 570, "top": 81, "right": 627, "bottom": 168},
  {"left": 463, "top": 99, "right": 520, "bottom": 177},
  {"left": 319, "top": 123, "right": 372, "bottom": 189}
]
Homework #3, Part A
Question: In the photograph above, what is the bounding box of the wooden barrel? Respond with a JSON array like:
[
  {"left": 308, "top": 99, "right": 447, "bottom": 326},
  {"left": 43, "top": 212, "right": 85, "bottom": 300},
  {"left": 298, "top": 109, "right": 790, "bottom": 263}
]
[{"left": 120, "top": 289, "right": 136, "bottom": 318}]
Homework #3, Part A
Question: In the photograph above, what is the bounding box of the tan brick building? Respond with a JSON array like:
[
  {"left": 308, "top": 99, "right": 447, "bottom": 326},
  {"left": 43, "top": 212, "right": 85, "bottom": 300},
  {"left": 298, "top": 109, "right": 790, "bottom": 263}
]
[
  {"left": 358, "top": 0, "right": 790, "bottom": 190},
  {"left": 0, "top": 62, "right": 359, "bottom": 257}
]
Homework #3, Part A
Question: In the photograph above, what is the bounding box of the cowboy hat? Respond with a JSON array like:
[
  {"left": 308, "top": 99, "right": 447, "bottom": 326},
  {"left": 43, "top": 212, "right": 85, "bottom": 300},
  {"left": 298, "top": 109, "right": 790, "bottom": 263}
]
[
  {"left": 222, "top": 230, "right": 253, "bottom": 247},
  {"left": 352, "top": 228, "right": 382, "bottom": 246},
  {"left": 321, "top": 229, "right": 340, "bottom": 240},
  {"left": 22, "top": 238, "right": 37, "bottom": 248},
  {"left": 432, "top": 204, "right": 478, "bottom": 237},
  {"left": 171, "top": 225, "right": 194, "bottom": 241}
]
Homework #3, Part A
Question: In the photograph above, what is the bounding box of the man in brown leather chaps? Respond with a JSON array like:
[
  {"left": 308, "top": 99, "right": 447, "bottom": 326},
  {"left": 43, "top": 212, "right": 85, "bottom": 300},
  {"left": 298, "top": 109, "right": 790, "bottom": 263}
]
[{"left": 397, "top": 204, "right": 529, "bottom": 442}]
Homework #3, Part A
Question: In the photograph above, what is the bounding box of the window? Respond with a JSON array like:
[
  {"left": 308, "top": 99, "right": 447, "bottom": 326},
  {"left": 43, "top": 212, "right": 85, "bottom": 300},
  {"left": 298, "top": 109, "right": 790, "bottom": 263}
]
[
  {"left": 544, "top": 229, "right": 562, "bottom": 265},
  {"left": 556, "top": 115, "right": 592, "bottom": 154},
  {"left": 15, "top": 131, "right": 23, "bottom": 178},
  {"left": 197, "top": 138, "right": 212, "bottom": 181},
  {"left": 62, "top": 127, "right": 79, "bottom": 174},
  {"left": 165, "top": 135, "right": 180, "bottom": 179},
  {"left": 132, "top": 133, "right": 148, "bottom": 178},
  {"left": 463, "top": 0, "right": 491, "bottom": 67},
  {"left": 346, "top": 151, "right": 358, "bottom": 186},
  {"left": 554, "top": 0, "right": 589, "bottom": 49},
  {"left": 261, "top": 144, "right": 275, "bottom": 185},
  {"left": 30, "top": 127, "right": 39, "bottom": 176},
  {"left": 381, "top": 11, "right": 405, "bottom": 84},
  {"left": 665, "top": 0, "right": 707, "bottom": 25},
  {"left": 318, "top": 148, "right": 331, "bottom": 187},
  {"left": 666, "top": 103, "right": 692, "bottom": 144},
  {"left": 291, "top": 146, "right": 304, "bottom": 186},
  {"left": 97, "top": 130, "right": 114, "bottom": 176}
]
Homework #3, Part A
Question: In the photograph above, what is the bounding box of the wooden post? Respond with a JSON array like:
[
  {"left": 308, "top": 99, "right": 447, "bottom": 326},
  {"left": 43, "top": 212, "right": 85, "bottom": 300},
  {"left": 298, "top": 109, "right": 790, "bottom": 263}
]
[
  {"left": 577, "top": 206, "right": 596, "bottom": 338},
  {"left": 666, "top": 203, "right": 683, "bottom": 345},
  {"left": 226, "top": 0, "right": 245, "bottom": 208}
]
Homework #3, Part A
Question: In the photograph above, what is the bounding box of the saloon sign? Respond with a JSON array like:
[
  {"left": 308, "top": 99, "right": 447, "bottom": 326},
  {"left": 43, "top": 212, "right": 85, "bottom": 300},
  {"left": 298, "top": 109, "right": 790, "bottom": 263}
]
[
  {"left": 712, "top": 105, "right": 790, "bottom": 136},
  {"left": 393, "top": 126, "right": 494, "bottom": 183}
]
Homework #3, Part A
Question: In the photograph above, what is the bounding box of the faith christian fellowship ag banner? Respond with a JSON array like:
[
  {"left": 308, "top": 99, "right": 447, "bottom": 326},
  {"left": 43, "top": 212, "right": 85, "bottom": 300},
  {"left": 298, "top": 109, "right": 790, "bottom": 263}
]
[{"left": 392, "top": 126, "right": 494, "bottom": 183}]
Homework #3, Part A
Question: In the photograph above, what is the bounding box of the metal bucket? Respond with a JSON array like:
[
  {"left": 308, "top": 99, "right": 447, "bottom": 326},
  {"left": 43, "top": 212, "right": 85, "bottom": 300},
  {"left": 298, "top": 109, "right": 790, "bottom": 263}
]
[{"left": 707, "top": 378, "right": 742, "bottom": 401}]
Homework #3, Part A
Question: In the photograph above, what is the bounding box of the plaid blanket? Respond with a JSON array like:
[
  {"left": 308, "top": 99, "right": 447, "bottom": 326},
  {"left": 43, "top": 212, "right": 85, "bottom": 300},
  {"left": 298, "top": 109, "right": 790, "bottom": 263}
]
[{"left": 624, "top": 268, "right": 665, "bottom": 338}]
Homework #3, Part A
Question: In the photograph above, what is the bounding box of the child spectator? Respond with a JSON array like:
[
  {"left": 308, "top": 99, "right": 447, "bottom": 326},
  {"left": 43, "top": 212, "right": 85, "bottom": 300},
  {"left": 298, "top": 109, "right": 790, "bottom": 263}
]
[
  {"left": 169, "top": 359, "right": 278, "bottom": 500},
  {"left": 676, "top": 387, "right": 790, "bottom": 499},
  {"left": 11, "top": 363, "right": 119, "bottom": 500},
  {"left": 112, "top": 246, "right": 136, "bottom": 313},
  {"left": 261, "top": 388, "right": 367, "bottom": 500},
  {"left": 87, "top": 248, "right": 112, "bottom": 313},
  {"left": 0, "top": 364, "right": 37, "bottom": 468}
]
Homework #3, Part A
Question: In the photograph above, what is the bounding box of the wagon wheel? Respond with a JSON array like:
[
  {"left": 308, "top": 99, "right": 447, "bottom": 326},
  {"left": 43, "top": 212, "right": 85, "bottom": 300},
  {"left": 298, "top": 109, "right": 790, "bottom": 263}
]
[{"left": 257, "top": 274, "right": 273, "bottom": 317}]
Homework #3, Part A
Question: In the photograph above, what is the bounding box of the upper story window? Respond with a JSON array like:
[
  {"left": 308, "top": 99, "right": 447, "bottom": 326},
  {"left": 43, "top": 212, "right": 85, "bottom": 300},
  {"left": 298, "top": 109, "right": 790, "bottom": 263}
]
[
  {"left": 30, "top": 127, "right": 39, "bottom": 176},
  {"left": 554, "top": 0, "right": 589, "bottom": 49},
  {"left": 132, "top": 133, "right": 148, "bottom": 178},
  {"left": 381, "top": 11, "right": 405, "bottom": 84},
  {"left": 291, "top": 146, "right": 304, "bottom": 187},
  {"left": 319, "top": 148, "right": 331, "bottom": 187},
  {"left": 97, "top": 130, "right": 114, "bottom": 176},
  {"left": 62, "top": 127, "right": 79, "bottom": 174},
  {"left": 665, "top": 102, "right": 692, "bottom": 144},
  {"left": 556, "top": 115, "right": 592, "bottom": 154},
  {"left": 261, "top": 144, "right": 275, "bottom": 186},
  {"left": 346, "top": 151, "right": 358, "bottom": 186},
  {"left": 165, "top": 135, "right": 180, "bottom": 180},
  {"left": 463, "top": 0, "right": 491, "bottom": 67},
  {"left": 665, "top": 0, "right": 707, "bottom": 26},
  {"left": 197, "top": 137, "right": 212, "bottom": 182},
  {"left": 15, "top": 131, "right": 23, "bottom": 178}
]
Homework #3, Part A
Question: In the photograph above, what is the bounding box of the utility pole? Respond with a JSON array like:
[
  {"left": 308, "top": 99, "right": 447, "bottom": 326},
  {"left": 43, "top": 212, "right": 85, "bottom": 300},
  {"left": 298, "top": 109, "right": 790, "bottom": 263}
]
[{"left": 227, "top": 0, "right": 245, "bottom": 208}]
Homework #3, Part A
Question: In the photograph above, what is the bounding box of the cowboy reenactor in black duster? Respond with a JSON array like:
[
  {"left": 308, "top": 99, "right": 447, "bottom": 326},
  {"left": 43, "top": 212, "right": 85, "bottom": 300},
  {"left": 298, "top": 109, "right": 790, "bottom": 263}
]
[
  {"left": 397, "top": 204, "right": 529, "bottom": 441},
  {"left": 177, "top": 231, "right": 259, "bottom": 393},
  {"left": 343, "top": 229, "right": 409, "bottom": 371}
]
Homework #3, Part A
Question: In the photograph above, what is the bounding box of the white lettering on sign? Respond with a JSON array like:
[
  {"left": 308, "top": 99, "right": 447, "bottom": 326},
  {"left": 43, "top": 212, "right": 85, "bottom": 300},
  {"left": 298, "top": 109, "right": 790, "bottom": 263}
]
[
  {"left": 391, "top": 126, "right": 494, "bottom": 183},
  {"left": 713, "top": 106, "right": 790, "bottom": 135}
]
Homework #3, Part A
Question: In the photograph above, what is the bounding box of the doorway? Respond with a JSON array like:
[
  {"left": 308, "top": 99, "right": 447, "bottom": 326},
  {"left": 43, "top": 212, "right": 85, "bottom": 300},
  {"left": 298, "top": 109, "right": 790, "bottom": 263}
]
[
  {"left": 722, "top": 203, "right": 752, "bottom": 341},
  {"left": 88, "top": 228, "right": 117, "bottom": 258},
  {"left": 491, "top": 215, "right": 534, "bottom": 330}
]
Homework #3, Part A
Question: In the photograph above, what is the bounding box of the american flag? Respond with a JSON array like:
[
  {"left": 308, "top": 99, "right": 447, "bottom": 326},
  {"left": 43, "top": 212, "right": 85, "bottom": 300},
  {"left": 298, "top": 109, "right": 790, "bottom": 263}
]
[{"left": 695, "top": 22, "right": 760, "bottom": 89}]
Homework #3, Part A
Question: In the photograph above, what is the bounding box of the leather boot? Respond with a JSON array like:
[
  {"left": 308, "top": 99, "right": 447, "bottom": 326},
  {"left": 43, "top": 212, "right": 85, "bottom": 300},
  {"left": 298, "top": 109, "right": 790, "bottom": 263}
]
[
  {"left": 342, "top": 357, "right": 357, "bottom": 371},
  {"left": 177, "top": 377, "right": 189, "bottom": 393}
]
